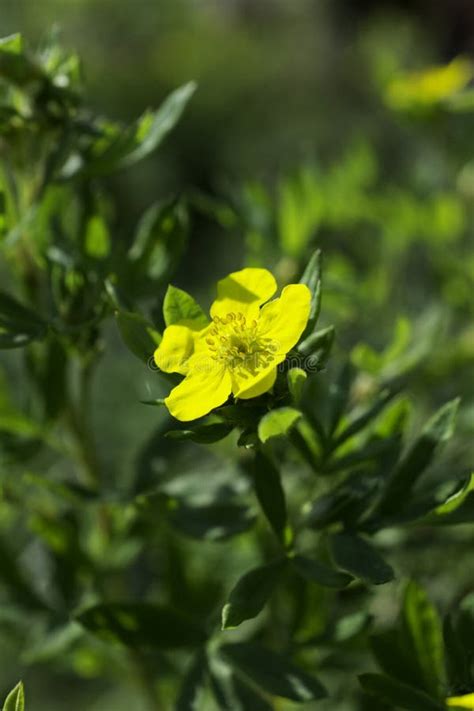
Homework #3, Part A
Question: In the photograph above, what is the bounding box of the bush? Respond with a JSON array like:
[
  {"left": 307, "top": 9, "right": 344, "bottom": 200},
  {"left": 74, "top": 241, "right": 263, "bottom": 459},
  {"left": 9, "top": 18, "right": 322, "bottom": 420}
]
[{"left": 0, "top": 30, "right": 473, "bottom": 711}]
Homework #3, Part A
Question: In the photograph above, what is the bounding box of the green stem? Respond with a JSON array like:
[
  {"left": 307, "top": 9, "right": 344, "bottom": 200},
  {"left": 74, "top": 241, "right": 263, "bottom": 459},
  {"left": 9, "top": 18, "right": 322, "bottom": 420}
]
[{"left": 65, "top": 359, "right": 101, "bottom": 490}]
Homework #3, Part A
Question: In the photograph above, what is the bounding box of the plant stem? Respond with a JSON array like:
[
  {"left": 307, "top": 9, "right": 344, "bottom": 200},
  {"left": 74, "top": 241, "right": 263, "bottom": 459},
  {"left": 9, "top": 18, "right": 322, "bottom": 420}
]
[{"left": 65, "top": 359, "right": 101, "bottom": 490}]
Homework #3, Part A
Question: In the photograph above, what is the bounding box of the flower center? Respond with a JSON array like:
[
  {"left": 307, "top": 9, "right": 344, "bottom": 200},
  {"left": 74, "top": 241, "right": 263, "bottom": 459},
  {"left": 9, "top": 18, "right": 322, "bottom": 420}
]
[{"left": 205, "top": 312, "right": 277, "bottom": 373}]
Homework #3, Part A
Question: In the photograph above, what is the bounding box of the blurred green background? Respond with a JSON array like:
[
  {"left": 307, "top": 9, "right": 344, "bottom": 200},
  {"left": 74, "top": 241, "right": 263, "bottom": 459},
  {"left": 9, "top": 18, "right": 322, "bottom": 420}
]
[{"left": 1, "top": 0, "right": 473, "bottom": 709}]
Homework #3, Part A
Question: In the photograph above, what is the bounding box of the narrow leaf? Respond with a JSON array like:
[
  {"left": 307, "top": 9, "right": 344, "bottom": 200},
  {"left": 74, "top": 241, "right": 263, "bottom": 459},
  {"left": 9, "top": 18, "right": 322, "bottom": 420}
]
[
  {"left": 359, "top": 674, "right": 445, "bottom": 711},
  {"left": 423, "top": 473, "right": 474, "bottom": 525},
  {"left": 258, "top": 407, "right": 301, "bottom": 443},
  {"left": 287, "top": 368, "right": 307, "bottom": 404},
  {"left": 402, "top": 581, "right": 445, "bottom": 699},
  {"left": 377, "top": 398, "right": 460, "bottom": 515},
  {"left": 333, "top": 388, "right": 397, "bottom": 449},
  {"left": 299, "top": 249, "right": 322, "bottom": 336},
  {"left": 166, "top": 501, "right": 255, "bottom": 542},
  {"left": 253, "top": 450, "right": 288, "bottom": 543},
  {"left": 76, "top": 602, "right": 206, "bottom": 648},
  {"left": 222, "top": 559, "right": 286, "bottom": 629},
  {"left": 292, "top": 554, "right": 353, "bottom": 588},
  {"left": 3, "top": 682, "right": 25, "bottom": 711},
  {"left": 329, "top": 533, "right": 395, "bottom": 585},
  {"left": 163, "top": 285, "right": 208, "bottom": 330},
  {"left": 115, "top": 310, "right": 161, "bottom": 363},
  {"left": 221, "top": 642, "right": 327, "bottom": 702},
  {"left": 298, "top": 325, "right": 335, "bottom": 367},
  {"left": 117, "top": 81, "right": 197, "bottom": 169},
  {"left": 165, "top": 422, "right": 233, "bottom": 444}
]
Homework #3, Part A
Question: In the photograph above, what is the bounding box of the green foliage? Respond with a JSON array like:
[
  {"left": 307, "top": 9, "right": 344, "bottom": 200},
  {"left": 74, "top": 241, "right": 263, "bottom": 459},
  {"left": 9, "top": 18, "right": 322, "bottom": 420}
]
[
  {"left": 163, "top": 285, "right": 208, "bottom": 330},
  {"left": 221, "top": 558, "right": 286, "bottom": 629},
  {"left": 77, "top": 602, "right": 206, "bottom": 648},
  {"left": 0, "top": 19, "right": 472, "bottom": 711},
  {"left": 329, "top": 533, "right": 395, "bottom": 586},
  {"left": 2, "top": 682, "right": 25, "bottom": 711},
  {"left": 220, "top": 642, "right": 327, "bottom": 702},
  {"left": 362, "top": 583, "right": 474, "bottom": 709}
]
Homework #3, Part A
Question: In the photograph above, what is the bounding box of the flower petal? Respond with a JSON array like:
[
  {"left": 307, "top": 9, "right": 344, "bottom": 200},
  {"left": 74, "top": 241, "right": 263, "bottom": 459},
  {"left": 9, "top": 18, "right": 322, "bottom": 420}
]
[
  {"left": 232, "top": 365, "right": 277, "bottom": 399},
  {"left": 154, "top": 324, "right": 196, "bottom": 375},
  {"left": 447, "top": 694, "right": 474, "bottom": 709},
  {"left": 165, "top": 358, "right": 232, "bottom": 421},
  {"left": 257, "top": 284, "right": 311, "bottom": 357},
  {"left": 210, "top": 268, "right": 277, "bottom": 320}
]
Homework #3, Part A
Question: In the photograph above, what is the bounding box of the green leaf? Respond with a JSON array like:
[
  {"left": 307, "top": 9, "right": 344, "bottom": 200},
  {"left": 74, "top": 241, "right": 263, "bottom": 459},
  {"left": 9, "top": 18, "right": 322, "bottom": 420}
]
[
  {"left": 85, "top": 82, "right": 196, "bottom": 175},
  {"left": 163, "top": 285, "right": 208, "bottom": 330},
  {"left": 253, "top": 450, "right": 288, "bottom": 543},
  {"left": 277, "top": 169, "right": 322, "bottom": 258},
  {"left": 329, "top": 533, "right": 395, "bottom": 585},
  {"left": 115, "top": 81, "right": 197, "bottom": 170},
  {"left": 84, "top": 214, "right": 110, "bottom": 259},
  {"left": 444, "top": 610, "right": 474, "bottom": 691},
  {"left": 423, "top": 473, "right": 474, "bottom": 525},
  {"left": 221, "top": 642, "right": 327, "bottom": 702},
  {"left": 0, "top": 34, "right": 42, "bottom": 87},
  {"left": 221, "top": 558, "right": 286, "bottom": 629},
  {"left": 127, "top": 199, "right": 188, "bottom": 286},
  {"left": 377, "top": 398, "right": 460, "bottom": 515},
  {"left": 326, "top": 361, "right": 353, "bottom": 437},
  {"left": 303, "top": 471, "right": 378, "bottom": 528},
  {"left": 0, "top": 33, "right": 23, "bottom": 53},
  {"left": 287, "top": 368, "right": 307, "bottom": 404},
  {"left": 299, "top": 249, "right": 322, "bottom": 337},
  {"left": 166, "top": 500, "right": 255, "bottom": 541},
  {"left": 370, "top": 628, "right": 423, "bottom": 689},
  {"left": 115, "top": 310, "right": 161, "bottom": 363},
  {"left": 258, "top": 407, "right": 301, "bottom": 443},
  {"left": 3, "top": 682, "right": 25, "bottom": 711},
  {"left": 332, "top": 389, "right": 397, "bottom": 449},
  {"left": 402, "top": 581, "right": 445, "bottom": 699},
  {"left": 358, "top": 674, "right": 445, "bottom": 711},
  {"left": 291, "top": 554, "right": 353, "bottom": 588},
  {"left": 298, "top": 325, "right": 335, "bottom": 370},
  {"left": 165, "top": 422, "right": 234, "bottom": 444},
  {"left": 76, "top": 602, "right": 206, "bottom": 649}
]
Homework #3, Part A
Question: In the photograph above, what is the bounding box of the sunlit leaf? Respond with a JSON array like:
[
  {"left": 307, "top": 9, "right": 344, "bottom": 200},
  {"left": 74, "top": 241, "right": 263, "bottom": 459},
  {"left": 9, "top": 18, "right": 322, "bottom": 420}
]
[
  {"left": 258, "top": 407, "right": 301, "bottom": 443},
  {"left": 402, "top": 581, "right": 445, "bottom": 699},
  {"left": 163, "top": 285, "right": 208, "bottom": 330},
  {"left": 2, "top": 681, "right": 25, "bottom": 711}
]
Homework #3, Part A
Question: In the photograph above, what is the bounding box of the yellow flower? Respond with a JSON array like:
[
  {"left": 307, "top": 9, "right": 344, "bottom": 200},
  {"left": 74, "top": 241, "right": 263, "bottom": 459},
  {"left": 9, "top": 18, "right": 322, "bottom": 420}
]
[
  {"left": 447, "top": 693, "right": 474, "bottom": 709},
  {"left": 154, "top": 268, "right": 311, "bottom": 421},
  {"left": 385, "top": 57, "right": 473, "bottom": 111}
]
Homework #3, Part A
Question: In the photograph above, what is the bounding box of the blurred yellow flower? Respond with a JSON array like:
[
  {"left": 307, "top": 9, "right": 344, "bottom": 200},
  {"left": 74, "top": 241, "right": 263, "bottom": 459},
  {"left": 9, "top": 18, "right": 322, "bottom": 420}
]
[
  {"left": 154, "top": 268, "right": 310, "bottom": 421},
  {"left": 447, "top": 693, "right": 474, "bottom": 709},
  {"left": 385, "top": 57, "right": 473, "bottom": 111}
]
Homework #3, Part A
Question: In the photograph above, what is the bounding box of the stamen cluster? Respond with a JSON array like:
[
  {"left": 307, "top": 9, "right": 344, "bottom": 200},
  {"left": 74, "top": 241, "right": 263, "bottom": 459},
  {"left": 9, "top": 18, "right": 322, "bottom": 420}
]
[{"left": 205, "top": 312, "right": 277, "bottom": 374}]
